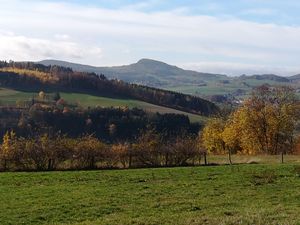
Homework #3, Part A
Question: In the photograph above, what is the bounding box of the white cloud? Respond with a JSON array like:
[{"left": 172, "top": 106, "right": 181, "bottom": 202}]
[
  {"left": 0, "top": 0, "right": 299, "bottom": 75},
  {"left": 0, "top": 32, "right": 102, "bottom": 62},
  {"left": 54, "top": 34, "right": 71, "bottom": 41}
]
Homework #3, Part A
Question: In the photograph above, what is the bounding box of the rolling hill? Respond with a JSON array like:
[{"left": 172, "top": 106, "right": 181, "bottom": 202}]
[
  {"left": 0, "top": 61, "right": 218, "bottom": 120},
  {"left": 39, "top": 59, "right": 226, "bottom": 87},
  {"left": 0, "top": 88, "right": 206, "bottom": 123},
  {"left": 39, "top": 59, "right": 300, "bottom": 100}
]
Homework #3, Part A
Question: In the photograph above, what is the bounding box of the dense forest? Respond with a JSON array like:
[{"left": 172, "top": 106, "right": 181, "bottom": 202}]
[
  {"left": 0, "top": 61, "right": 218, "bottom": 116},
  {"left": 0, "top": 103, "right": 200, "bottom": 143}
]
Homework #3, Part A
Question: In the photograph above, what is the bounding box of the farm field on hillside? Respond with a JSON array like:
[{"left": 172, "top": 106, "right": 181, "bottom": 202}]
[
  {"left": 165, "top": 84, "right": 244, "bottom": 96},
  {"left": 1, "top": 164, "right": 300, "bottom": 225},
  {"left": 164, "top": 78, "right": 297, "bottom": 98},
  {"left": 0, "top": 88, "right": 205, "bottom": 123}
]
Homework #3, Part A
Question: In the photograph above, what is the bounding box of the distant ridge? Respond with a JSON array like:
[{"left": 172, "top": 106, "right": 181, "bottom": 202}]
[
  {"left": 38, "top": 59, "right": 300, "bottom": 99},
  {"left": 39, "top": 59, "right": 299, "bottom": 83},
  {"left": 39, "top": 59, "right": 227, "bottom": 87},
  {"left": 39, "top": 59, "right": 99, "bottom": 73},
  {"left": 239, "top": 74, "right": 290, "bottom": 82},
  {"left": 288, "top": 74, "right": 300, "bottom": 82}
]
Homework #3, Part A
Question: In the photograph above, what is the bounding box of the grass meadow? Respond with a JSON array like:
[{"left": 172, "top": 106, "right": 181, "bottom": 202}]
[
  {"left": 0, "top": 88, "right": 205, "bottom": 123},
  {"left": 1, "top": 162, "right": 300, "bottom": 225}
]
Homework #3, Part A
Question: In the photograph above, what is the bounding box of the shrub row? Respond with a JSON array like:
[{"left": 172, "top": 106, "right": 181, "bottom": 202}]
[{"left": 0, "top": 131, "right": 203, "bottom": 171}]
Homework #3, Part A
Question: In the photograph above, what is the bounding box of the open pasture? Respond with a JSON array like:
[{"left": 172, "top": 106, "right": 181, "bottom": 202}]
[{"left": 1, "top": 163, "right": 300, "bottom": 225}]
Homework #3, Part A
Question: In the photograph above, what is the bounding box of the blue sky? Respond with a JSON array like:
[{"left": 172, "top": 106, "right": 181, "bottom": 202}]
[
  {"left": 60, "top": 0, "right": 300, "bottom": 25},
  {"left": 0, "top": 0, "right": 300, "bottom": 75}
]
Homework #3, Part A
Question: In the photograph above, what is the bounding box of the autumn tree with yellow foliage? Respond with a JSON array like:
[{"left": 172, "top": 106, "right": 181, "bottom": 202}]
[
  {"left": 202, "top": 85, "right": 299, "bottom": 164},
  {"left": 0, "top": 131, "right": 17, "bottom": 170},
  {"left": 201, "top": 117, "right": 231, "bottom": 163},
  {"left": 235, "top": 85, "right": 299, "bottom": 162}
]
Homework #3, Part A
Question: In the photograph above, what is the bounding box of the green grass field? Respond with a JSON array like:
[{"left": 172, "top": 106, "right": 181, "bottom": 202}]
[
  {"left": 1, "top": 163, "right": 300, "bottom": 225},
  {"left": 164, "top": 78, "right": 298, "bottom": 98},
  {"left": 0, "top": 88, "right": 206, "bottom": 123}
]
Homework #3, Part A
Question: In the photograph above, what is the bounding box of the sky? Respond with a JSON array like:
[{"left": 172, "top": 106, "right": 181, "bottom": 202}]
[{"left": 0, "top": 0, "right": 300, "bottom": 76}]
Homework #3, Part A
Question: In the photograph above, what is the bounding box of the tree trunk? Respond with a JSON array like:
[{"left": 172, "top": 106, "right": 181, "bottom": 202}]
[
  {"left": 281, "top": 151, "right": 284, "bottom": 164},
  {"left": 129, "top": 154, "right": 132, "bottom": 168},
  {"left": 47, "top": 159, "right": 52, "bottom": 170},
  {"left": 3, "top": 159, "right": 7, "bottom": 171},
  {"left": 90, "top": 156, "right": 95, "bottom": 169},
  {"left": 204, "top": 152, "right": 207, "bottom": 166},
  {"left": 228, "top": 149, "right": 232, "bottom": 165},
  {"left": 165, "top": 153, "right": 169, "bottom": 167}
]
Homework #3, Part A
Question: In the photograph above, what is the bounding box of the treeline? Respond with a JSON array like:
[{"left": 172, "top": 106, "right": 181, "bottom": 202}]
[
  {"left": 0, "top": 103, "right": 200, "bottom": 143},
  {"left": 0, "top": 131, "right": 203, "bottom": 171},
  {"left": 0, "top": 61, "right": 218, "bottom": 116},
  {"left": 202, "top": 85, "right": 300, "bottom": 163}
]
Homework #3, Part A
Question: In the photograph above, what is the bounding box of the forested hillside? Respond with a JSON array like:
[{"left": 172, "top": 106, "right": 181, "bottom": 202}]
[
  {"left": 0, "top": 104, "right": 200, "bottom": 142},
  {"left": 40, "top": 59, "right": 300, "bottom": 103},
  {"left": 0, "top": 61, "right": 218, "bottom": 116}
]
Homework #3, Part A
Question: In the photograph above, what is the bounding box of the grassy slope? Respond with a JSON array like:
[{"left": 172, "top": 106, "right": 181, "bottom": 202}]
[
  {"left": 0, "top": 88, "right": 206, "bottom": 123},
  {"left": 165, "top": 78, "right": 296, "bottom": 97},
  {"left": 1, "top": 164, "right": 300, "bottom": 225}
]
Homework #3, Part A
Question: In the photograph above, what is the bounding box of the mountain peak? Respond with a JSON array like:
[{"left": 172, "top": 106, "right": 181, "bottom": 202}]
[
  {"left": 136, "top": 58, "right": 170, "bottom": 67},
  {"left": 137, "top": 58, "right": 161, "bottom": 63}
]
